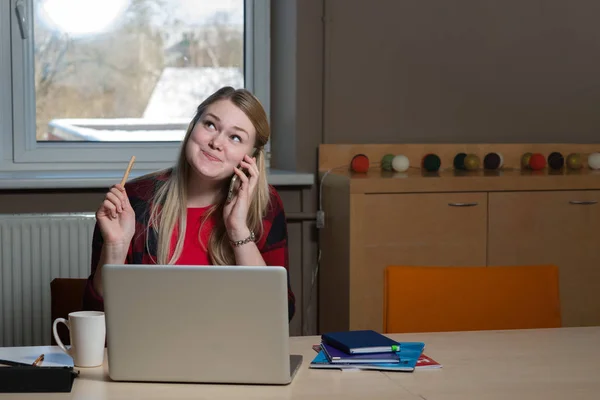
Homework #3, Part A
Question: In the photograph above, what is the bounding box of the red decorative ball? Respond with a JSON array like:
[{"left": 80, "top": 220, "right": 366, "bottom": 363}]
[
  {"left": 350, "top": 154, "right": 370, "bottom": 173},
  {"left": 529, "top": 153, "right": 546, "bottom": 170}
]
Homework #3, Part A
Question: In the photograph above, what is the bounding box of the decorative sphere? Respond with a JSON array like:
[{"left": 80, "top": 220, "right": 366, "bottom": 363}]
[
  {"left": 453, "top": 153, "right": 467, "bottom": 170},
  {"left": 547, "top": 152, "right": 564, "bottom": 170},
  {"left": 566, "top": 153, "right": 583, "bottom": 170},
  {"left": 391, "top": 155, "right": 410, "bottom": 172},
  {"left": 463, "top": 154, "right": 480, "bottom": 171},
  {"left": 521, "top": 152, "right": 533, "bottom": 169},
  {"left": 350, "top": 154, "right": 369, "bottom": 173},
  {"left": 529, "top": 153, "right": 546, "bottom": 170},
  {"left": 483, "top": 152, "right": 501, "bottom": 170},
  {"left": 588, "top": 152, "right": 600, "bottom": 170},
  {"left": 381, "top": 154, "right": 395, "bottom": 171},
  {"left": 422, "top": 153, "right": 441, "bottom": 172}
]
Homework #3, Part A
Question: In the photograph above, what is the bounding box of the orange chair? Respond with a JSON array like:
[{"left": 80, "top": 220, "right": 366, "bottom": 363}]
[
  {"left": 50, "top": 278, "right": 88, "bottom": 345},
  {"left": 383, "top": 265, "right": 562, "bottom": 333}
]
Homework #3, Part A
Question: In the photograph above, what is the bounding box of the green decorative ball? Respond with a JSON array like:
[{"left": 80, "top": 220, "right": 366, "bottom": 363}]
[
  {"left": 381, "top": 154, "right": 395, "bottom": 171},
  {"left": 422, "top": 154, "right": 441, "bottom": 172},
  {"left": 453, "top": 153, "right": 467, "bottom": 170}
]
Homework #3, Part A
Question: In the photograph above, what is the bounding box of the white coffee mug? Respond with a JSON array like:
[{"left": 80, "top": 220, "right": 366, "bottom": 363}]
[{"left": 52, "top": 311, "right": 106, "bottom": 367}]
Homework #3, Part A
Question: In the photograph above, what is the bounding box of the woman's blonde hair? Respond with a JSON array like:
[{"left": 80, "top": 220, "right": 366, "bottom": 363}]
[{"left": 148, "top": 86, "right": 271, "bottom": 265}]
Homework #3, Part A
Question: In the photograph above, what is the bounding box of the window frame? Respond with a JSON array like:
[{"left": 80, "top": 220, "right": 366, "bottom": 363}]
[{"left": 1, "top": 0, "right": 270, "bottom": 173}]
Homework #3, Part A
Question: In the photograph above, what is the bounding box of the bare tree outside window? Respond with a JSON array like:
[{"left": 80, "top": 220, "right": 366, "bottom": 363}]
[{"left": 33, "top": 0, "right": 244, "bottom": 142}]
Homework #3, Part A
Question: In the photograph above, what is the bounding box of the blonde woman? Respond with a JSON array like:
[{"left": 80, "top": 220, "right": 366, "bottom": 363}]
[{"left": 82, "top": 87, "right": 295, "bottom": 321}]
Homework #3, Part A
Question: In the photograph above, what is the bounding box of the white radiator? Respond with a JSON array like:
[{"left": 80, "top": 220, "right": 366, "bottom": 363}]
[{"left": 0, "top": 213, "right": 96, "bottom": 347}]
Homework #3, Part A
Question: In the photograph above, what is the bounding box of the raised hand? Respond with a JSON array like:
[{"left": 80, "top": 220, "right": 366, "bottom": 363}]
[{"left": 96, "top": 184, "right": 136, "bottom": 247}]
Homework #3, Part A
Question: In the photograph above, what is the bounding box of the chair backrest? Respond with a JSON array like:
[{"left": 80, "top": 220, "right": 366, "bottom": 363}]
[
  {"left": 50, "top": 278, "right": 88, "bottom": 345},
  {"left": 383, "top": 265, "right": 562, "bottom": 333}
]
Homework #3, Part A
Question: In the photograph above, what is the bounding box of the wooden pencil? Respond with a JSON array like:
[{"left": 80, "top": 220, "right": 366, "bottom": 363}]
[{"left": 120, "top": 156, "right": 136, "bottom": 186}]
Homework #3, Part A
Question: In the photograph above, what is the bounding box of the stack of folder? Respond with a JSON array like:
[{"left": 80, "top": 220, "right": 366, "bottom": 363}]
[{"left": 309, "top": 329, "right": 437, "bottom": 372}]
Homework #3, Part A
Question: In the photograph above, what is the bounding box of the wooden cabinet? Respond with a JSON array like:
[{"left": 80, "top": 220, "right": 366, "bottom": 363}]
[
  {"left": 488, "top": 190, "right": 600, "bottom": 327},
  {"left": 343, "top": 192, "right": 488, "bottom": 332},
  {"left": 361, "top": 192, "right": 488, "bottom": 266},
  {"left": 318, "top": 143, "right": 600, "bottom": 333}
]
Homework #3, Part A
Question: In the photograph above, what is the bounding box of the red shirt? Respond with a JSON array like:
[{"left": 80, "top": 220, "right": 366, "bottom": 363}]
[{"left": 170, "top": 206, "right": 213, "bottom": 265}]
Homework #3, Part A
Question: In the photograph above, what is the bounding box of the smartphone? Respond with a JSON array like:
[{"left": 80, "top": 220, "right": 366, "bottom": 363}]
[{"left": 227, "top": 148, "right": 258, "bottom": 203}]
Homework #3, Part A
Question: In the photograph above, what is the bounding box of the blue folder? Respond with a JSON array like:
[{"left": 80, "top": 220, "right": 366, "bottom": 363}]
[{"left": 310, "top": 350, "right": 419, "bottom": 372}]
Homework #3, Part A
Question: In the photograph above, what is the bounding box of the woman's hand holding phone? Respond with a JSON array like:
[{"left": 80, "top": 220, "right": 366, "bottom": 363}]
[{"left": 224, "top": 154, "right": 259, "bottom": 241}]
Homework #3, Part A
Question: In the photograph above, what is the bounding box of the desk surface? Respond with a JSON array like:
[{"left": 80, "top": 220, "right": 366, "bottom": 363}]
[{"left": 2, "top": 326, "right": 599, "bottom": 399}]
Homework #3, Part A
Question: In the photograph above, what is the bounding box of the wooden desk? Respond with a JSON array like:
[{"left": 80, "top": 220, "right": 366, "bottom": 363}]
[{"left": 2, "top": 327, "right": 599, "bottom": 399}]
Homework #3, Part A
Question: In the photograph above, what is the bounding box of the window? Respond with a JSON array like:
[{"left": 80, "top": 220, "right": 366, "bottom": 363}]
[{"left": 1, "top": 0, "right": 270, "bottom": 175}]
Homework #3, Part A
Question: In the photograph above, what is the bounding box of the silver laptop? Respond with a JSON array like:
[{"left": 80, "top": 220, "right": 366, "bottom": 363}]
[{"left": 102, "top": 264, "right": 302, "bottom": 385}]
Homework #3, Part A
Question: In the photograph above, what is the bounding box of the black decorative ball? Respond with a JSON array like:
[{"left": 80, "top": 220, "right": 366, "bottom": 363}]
[
  {"left": 483, "top": 152, "right": 501, "bottom": 170},
  {"left": 547, "top": 152, "right": 564, "bottom": 170}
]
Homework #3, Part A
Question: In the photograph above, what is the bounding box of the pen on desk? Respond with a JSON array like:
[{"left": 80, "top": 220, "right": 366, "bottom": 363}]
[{"left": 32, "top": 354, "right": 44, "bottom": 366}]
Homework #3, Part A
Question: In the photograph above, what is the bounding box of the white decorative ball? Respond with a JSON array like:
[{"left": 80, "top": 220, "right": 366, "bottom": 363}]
[
  {"left": 497, "top": 152, "right": 504, "bottom": 168},
  {"left": 392, "top": 155, "right": 410, "bottom": 172},
  {"left": 588, "top": 152, "right": 600, "bottom": 170}
]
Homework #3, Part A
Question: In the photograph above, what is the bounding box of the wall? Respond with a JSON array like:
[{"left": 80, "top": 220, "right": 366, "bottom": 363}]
[{"left": 322, "top": 0, "right": 600, "bottom": 144}]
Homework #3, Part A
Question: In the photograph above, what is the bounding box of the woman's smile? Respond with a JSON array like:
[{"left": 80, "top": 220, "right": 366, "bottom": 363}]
[{"left": 202, "top": 150, "right": 222, "bottom": 162}]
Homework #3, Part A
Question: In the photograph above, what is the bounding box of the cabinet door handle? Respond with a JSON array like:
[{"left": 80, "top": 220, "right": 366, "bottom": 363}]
[
  {"left": 448, "top": 202, "right": 478, "bottom": 207},
  {"left": 569, "top": 200, "right": 598, "bottom": 205}
]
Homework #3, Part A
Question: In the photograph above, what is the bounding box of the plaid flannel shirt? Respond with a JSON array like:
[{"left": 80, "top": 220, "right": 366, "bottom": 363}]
[{"left": 82, "top": 169, "right": 296, "bottom": 322}]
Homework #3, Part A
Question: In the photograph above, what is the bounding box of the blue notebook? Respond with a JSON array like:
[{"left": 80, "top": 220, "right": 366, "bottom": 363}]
[
  {"left": 310, "top": 350, "right": 418, "bottom": 372},
  {"left": 322, "top": 330, "right": 405, "bottom": 354},
  {"left": 321, "top": 342, "right": 425, "bottom": 364}
]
